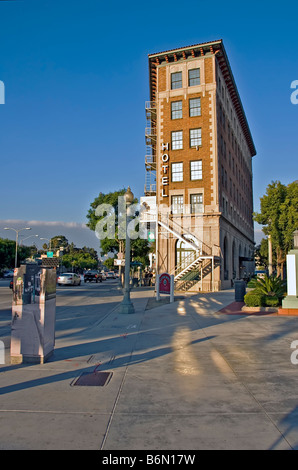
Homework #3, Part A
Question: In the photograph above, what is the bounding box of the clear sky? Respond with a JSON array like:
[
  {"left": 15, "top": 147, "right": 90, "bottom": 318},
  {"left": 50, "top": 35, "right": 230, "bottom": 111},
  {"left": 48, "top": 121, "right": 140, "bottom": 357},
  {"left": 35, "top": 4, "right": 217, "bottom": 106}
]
[{"left": 0, "top": 0, "right": 297, "bottom": 249}]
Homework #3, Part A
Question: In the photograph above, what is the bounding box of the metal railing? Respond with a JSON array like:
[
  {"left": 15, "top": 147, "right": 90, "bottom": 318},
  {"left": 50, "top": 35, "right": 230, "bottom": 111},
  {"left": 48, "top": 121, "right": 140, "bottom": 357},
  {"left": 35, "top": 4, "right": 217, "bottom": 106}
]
[{"left": 145, "top": 101, "right": 157, "bottom": 111}]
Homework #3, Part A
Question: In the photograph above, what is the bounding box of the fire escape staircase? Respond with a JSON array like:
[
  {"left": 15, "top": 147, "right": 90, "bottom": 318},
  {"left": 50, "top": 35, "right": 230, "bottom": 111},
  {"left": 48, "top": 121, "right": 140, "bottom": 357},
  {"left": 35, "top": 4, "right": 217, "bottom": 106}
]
[{"left": 158, "top": 214, "right": 219, "bottom": 292}]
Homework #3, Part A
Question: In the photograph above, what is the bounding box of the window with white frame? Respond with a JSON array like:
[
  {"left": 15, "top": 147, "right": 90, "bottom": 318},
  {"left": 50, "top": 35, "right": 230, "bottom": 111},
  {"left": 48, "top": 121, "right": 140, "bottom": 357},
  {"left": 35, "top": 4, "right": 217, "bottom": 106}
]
[
  {"left": 171, "top": 130, "right": 183, "bottom": 150},
  {"left": 190, "top": 160, "right": 202, "bottom": 180},
  {"left": 171, "top": 162, "right": 183, "bottom": 182},
  {"left": 171, "top": 101, "right": 182, "bottom": 120},
  {"left": 171, "top": 71, "right": 182, "bottom": 90},
  {"left": 189, "top": 97, "right": 201, "bottom": 117},
  {"left": 171, "top": 195, "right": 184, "bottom": 214},
  {"left": 190, "top": 128, "right": 202, "bottom": 147},
  {"left": 188, "top": 68, "right": 200, "bottom": 86},
  {"left": 190, "top": 193, "right": 203, "bottom": 214}
]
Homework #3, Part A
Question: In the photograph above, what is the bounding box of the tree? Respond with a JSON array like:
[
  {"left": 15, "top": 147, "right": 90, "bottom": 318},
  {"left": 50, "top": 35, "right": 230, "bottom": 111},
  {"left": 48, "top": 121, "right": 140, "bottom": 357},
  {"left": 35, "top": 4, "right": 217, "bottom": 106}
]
[
  {"left": 86, "top": 189, "right": 127, "bottom": 255},
  {"left": 86, "top": 189, "right": 151, "bottom": 268},
  {"left": 103, "top": 257, "right": 115, "bottom": 271},
  {"left": 131, "top": 237, "right": 150, "bottom": 267},
  {"left": 0, "top": 238, "right": 34, "bottom": 270},
  {"left": 51, "top": 235, "right": 69, "bottom": 250},
  {"left": 254, "top": 180, "right": 298, "bottom": 277},
  {"left": 62, "top": 252, "right": 98, "bottom": 272},
  {"left": 279, "top": 181, "right": 298, "bottom": 253}
]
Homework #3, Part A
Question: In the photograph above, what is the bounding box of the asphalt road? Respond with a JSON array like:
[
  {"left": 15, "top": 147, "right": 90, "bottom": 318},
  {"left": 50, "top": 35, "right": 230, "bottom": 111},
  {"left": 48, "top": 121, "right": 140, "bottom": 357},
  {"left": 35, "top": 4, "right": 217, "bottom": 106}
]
[{"left": 0, "top": 278, "right": 123, "bottom": 352}]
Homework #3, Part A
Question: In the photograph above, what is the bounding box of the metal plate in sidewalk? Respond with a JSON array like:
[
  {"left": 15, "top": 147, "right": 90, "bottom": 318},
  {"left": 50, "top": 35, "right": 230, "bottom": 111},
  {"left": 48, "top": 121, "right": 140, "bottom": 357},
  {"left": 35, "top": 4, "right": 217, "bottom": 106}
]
[
  {"left": 87, "top": 352, "right": 115, "bottom": 365},
  {"left": 72, "top": 371, "right": 112, "bottom": 387}
]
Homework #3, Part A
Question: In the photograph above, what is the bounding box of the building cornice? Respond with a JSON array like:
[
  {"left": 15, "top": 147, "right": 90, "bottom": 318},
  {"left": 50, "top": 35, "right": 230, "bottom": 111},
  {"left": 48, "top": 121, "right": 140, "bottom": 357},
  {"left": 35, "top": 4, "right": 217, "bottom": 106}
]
[{"left": 148, "top": 40, "right": 256, "bottom": 158}]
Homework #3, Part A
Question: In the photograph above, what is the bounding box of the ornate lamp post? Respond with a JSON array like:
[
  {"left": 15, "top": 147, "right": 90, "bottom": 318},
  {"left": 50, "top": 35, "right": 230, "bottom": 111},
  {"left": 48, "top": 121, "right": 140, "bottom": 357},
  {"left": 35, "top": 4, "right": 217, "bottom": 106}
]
[
  {"left": 4, "top": 227, "right": 31, "bottom": 268},
  {"left": 119, "top": 187, "right": 135, "bottom": 314}
]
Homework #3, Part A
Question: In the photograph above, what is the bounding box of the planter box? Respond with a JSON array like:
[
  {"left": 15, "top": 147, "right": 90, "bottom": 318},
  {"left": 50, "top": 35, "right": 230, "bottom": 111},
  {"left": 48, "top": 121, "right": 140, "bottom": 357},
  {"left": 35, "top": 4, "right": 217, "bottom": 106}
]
[{"left": 241, "top": 306, "right": 278, "bottom": 313}]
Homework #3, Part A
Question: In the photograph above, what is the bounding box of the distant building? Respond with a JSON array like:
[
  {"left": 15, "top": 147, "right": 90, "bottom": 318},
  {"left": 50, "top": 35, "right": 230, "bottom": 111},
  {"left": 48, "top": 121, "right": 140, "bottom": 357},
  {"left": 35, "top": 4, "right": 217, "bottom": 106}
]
[{"left": 143, "top": 40, "right": 256, "bottom": 292}]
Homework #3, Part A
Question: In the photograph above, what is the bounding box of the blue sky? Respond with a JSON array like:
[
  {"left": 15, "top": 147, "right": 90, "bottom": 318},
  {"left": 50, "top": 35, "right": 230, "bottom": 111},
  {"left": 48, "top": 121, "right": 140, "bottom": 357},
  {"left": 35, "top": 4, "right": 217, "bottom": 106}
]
[{"left": 0, "top": 0, "right": 297, "bottom": 250}]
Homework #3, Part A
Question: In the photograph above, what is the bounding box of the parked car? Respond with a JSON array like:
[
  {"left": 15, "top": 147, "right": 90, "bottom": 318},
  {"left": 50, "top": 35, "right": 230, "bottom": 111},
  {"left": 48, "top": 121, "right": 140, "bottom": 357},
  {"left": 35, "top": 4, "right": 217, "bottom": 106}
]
[
  {"left": 3, "top": 270, "right": 14, "bottom": 278},
  {"left": 83, "top": 270, "right": 102, "bottom": 283},
  {"left": 106, "top": 271, "right": 116, "bottom": 279},
  {"left": 57, "top": 273, "right": 81, "bottom": 286}
]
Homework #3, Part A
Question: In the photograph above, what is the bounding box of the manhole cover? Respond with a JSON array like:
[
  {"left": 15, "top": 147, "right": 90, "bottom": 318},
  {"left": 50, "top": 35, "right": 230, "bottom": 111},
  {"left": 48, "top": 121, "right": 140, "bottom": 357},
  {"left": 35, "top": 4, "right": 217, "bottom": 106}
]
[{"left": 72, "top": 371, "right": 112, "bottom": 387}]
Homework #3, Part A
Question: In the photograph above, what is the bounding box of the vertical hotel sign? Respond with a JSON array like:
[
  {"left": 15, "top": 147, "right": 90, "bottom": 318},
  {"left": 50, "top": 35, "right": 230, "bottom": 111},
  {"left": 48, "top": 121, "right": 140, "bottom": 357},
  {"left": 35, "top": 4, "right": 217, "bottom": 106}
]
[{"left": 161, "top": 142, "right": 169, "bottom": 198}]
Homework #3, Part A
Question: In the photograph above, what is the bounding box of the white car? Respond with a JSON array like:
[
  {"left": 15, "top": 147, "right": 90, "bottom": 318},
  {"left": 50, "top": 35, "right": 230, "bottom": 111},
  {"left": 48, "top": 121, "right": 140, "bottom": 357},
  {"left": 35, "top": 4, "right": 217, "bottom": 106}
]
[
  {"left": 57, "top": 273, "right": 81, "bottom": 286},
  {"left": 106, "top": 271, "right": 116, "bottom": 279}
]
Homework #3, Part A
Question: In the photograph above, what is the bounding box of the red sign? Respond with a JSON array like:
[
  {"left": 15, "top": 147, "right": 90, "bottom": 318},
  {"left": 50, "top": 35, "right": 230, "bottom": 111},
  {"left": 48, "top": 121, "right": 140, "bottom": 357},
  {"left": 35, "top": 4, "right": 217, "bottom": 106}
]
[{"left": 159, "top": 273, "right": 171, "bottom": 293}]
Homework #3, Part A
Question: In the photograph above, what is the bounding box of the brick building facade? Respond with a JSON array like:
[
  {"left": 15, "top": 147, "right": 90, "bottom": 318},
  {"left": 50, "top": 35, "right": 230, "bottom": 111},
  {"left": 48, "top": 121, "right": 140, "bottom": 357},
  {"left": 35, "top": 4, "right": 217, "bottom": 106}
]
[{"left": 143, "top": 40, "right": 256, "bottom": 292}]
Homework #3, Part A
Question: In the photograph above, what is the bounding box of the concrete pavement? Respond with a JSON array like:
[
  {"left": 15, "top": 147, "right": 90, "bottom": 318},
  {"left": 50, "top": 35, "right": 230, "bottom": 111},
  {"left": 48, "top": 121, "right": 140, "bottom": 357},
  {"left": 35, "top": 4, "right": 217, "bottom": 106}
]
[{"left": 1, "top": 287, "right": 298, "bottom": 450}]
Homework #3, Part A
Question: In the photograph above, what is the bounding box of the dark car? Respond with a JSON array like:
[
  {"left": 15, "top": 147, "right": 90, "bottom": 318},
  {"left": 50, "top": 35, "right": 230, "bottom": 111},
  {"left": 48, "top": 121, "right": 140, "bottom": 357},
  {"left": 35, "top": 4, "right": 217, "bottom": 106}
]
[
  {"left": 4, "top": 270, "right": 14, "bottom": 278},
  {"left": 84, "top": 270, "right": 102, "bottom": 283}
]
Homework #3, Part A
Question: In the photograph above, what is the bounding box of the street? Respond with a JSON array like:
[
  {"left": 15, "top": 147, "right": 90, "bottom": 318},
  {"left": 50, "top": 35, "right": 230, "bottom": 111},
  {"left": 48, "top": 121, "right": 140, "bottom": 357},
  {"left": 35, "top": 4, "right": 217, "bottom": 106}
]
[
  {"left": 2, "top": 279, "right": 298, "bottom": 450},
  {"left": 0, "top": 277, "right": 123, "bottom": 359}
]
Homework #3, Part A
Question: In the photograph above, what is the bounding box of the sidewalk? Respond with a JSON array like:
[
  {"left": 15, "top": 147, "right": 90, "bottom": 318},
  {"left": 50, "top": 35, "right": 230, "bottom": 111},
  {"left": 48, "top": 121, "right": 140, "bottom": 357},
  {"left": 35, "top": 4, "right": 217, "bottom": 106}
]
[{"left": 1, "top": 287, "right": 298, "bottom": 450}]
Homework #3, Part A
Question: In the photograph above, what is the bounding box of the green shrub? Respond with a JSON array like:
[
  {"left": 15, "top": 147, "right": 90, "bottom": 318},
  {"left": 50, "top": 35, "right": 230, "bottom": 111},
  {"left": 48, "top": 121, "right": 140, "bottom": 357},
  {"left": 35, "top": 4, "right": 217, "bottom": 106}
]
[
  {"left": 264, "top": 295, "right": 280, "bottom": 307},
  {"left": 244, "top": 292, "right": 266, "bottom": 307},
  {"left": 247, "top": 277, "right": 257, "bottom": 288},
  {"left": 251, "top": 275, "right": 286, "bottom": 300}
]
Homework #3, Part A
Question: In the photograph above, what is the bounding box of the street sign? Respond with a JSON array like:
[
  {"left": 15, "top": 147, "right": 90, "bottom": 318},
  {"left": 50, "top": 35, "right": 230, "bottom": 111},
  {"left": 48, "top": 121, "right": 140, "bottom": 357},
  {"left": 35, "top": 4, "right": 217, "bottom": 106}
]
[
  {"left": 114, "top": 259, "right": 125, "bottom": 266},
  {"left": 47, "top": 252, "right": 54, "bottom": 258},
  {"left": 159, "top": 272, "right": 171, "bottom": 293},
  {"left": 156, "top": 273, "right": 174, "bottom": 303},
  {"left": 148, "top": 231, "right": 155, "bottom": 241}
]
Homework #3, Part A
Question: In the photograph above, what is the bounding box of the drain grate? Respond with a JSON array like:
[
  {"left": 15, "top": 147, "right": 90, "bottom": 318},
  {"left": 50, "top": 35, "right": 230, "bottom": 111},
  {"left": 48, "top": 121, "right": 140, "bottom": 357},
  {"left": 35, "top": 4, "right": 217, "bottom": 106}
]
[{"left": 72, "top": 371, "right": 112, "bottom": 387}]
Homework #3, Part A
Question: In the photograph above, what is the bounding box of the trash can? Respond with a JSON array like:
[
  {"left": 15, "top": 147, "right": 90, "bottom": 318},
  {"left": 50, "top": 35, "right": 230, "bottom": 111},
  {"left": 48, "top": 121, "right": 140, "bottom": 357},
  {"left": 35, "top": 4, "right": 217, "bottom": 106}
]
[{"left": 234, "top": 280, "right": 246, "bottom": 302}]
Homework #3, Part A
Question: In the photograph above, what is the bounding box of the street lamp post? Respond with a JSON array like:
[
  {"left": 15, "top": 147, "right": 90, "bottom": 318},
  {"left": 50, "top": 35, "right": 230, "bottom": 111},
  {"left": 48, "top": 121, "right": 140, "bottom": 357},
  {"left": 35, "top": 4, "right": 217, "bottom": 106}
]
[
  {"left": 20, "top": 234, "right": 39, "bottom": 246},
  {"left": 40, "top": 237, "right": 52, "bottom": 251},
  {"left": 4, "top": 227, "right": 31, "bottom": 268},
  {"left": 119, "top": 187, "right": 135, "bottom": 314}
]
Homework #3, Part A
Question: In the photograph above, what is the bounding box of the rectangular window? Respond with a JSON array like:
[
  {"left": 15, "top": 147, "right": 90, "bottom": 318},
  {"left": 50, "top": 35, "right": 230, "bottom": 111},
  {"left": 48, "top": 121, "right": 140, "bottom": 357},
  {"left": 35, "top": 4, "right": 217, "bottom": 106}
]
[
  {"left": 171, "top": 101, "right": 182, "bottom": 120},
  {"left": 188, "top": 68, "right": 200, "bottom": 86},
  {"left": 171, "top": 130, "right": 183, "bottom": 150},
  {"left": 171, "top": 71, "right": 182, "bottom": 90},
  {"left": 190, "top": 160, "right": 202, "bottom": 180},
  {"left": 190, "top": 193, "right": 203, "bottom": 214},
  {"left": 171, "top": 162, "right": 183, "bottom": 182},
  {"left": 189, "top": 98, "right": 201, "bottom": 117},
  {"left": 171, "top": 195, "right": 184, "bottom": 214},
  {"left": 190, "top": 128, "right": 202, "bottom": 147}
]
